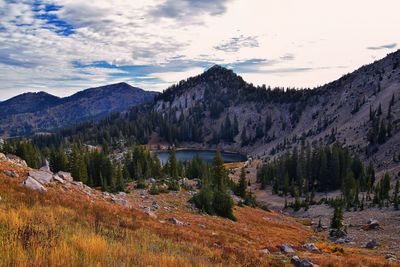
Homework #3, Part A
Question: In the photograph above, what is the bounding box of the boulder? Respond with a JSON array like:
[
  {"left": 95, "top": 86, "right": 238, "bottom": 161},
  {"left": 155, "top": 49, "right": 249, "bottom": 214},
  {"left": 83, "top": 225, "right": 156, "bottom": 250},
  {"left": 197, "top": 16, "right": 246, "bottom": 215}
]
[
  {"left": 165, "top": 217, "right": 184, "bottom": 226},
  {"left": 53, "top": 174, "right": 65, "bottom": 184},
  {"left": 22, "top": 176, "right": 47, "bottom": 192},
  {"left": 3, "top": 170, "right": 18, "bottom": 178},
  {"left": 363, "top": 219, "right": 380, "bottom": 230},
  {"left": 291, "top": 256, "right": 316, "bottom": 267},
  {"left": 303, "top": 243, "right": 320, "bottom": 253},
  {"left": 365, "top": 240, "right": 379, "bottom": 249},
  {"left": 29, "top": 170, "right": 53, "bottom": 184},
  {"left": 280, "top": 244, "right": 295, "bottom": 254},
  {"left": 57, "top": 171, "right": 73, "bottom": 182}
]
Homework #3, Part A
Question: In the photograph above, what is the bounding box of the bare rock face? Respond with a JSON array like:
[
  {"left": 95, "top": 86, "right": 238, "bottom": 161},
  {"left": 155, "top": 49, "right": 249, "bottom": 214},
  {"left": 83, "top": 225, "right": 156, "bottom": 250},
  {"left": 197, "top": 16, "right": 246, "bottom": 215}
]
[
  {"left": 57, "top": 171, "right": 73, "bottom": 182},
  {"left": 22, "top": 176, "right": 47, "bottom": 192},
  {"left": 29, "top": 170, "right": 53, "bottom": 184}
]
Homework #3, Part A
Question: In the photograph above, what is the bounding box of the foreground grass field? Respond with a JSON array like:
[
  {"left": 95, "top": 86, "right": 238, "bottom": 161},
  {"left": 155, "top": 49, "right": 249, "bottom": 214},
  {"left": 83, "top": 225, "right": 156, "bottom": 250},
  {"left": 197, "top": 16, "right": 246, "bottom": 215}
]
[{"left": 0, "top": 160, "right": 394, "bottom": 267}]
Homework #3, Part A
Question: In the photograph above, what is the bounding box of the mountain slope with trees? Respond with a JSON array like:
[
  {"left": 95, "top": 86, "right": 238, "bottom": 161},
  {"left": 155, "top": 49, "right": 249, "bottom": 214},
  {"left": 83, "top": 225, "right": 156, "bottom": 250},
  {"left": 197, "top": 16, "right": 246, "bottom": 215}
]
[
  {"left": 8, "top": 51, "right": 400, "bottom": 176},
  {"left": 0, "top": 82, "right": 158, "bottom": 137}
]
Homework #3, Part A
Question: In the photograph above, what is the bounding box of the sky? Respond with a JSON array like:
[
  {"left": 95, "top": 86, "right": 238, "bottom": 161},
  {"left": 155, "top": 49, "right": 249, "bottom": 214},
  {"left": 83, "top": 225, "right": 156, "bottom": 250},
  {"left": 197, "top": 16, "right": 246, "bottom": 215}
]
[{"left": 0, "top": 0, "right": 399, "bottom": 100}]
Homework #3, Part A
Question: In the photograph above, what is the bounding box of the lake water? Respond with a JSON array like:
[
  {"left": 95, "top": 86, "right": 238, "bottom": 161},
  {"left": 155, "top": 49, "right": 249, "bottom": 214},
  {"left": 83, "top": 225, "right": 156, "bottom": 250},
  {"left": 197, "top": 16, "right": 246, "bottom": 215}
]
[{"left": 155, "top": 149, "right": 247, "bottom": 165}]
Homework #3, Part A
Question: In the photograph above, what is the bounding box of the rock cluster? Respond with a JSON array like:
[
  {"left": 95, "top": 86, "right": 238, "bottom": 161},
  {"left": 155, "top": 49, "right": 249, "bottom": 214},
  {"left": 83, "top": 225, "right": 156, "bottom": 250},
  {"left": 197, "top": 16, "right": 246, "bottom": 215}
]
[{"left": 291, "top": 256, "right": 317, "bottom": 267}]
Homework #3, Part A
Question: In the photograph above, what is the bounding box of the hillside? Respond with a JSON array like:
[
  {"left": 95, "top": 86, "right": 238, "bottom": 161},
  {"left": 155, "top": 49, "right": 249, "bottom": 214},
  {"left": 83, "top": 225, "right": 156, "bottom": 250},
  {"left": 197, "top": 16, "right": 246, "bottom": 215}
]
[
  {"left": 0, "top": 92, "right": 61, "bottom": 116},
  {"left": 51, "top": 51, "right": 400, "bottom": 175},
  {"left": 0, "top": 152, "right": 392, "bottom": 267},
  {"left": 152, "top": 51, "right": 400, "bottom": 174},
  {"left": 0, "top": 82, "right": 158, "bottom": 137}
]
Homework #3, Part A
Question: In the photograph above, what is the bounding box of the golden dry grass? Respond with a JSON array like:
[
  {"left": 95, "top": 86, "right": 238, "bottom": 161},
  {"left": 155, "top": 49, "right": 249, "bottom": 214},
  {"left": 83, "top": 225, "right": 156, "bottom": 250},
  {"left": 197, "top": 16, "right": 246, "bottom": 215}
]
[{"left": 0, "top": 161, "right": 393, "bottom": 267}]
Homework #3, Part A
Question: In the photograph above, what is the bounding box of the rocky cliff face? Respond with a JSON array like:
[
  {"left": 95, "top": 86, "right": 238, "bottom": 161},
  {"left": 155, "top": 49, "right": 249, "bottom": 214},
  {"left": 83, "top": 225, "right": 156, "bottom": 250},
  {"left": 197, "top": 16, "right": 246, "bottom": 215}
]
[{"left": 0, "top": 82, "right": 158, "bottom": 137}]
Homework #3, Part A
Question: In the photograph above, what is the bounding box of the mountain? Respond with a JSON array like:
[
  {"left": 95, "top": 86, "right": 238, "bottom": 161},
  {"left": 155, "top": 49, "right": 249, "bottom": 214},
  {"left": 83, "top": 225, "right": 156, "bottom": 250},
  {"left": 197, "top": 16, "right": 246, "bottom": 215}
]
[
  {"left": 151, "top": 51, "right": 400, "bottom": 173},
  {"left": 0, "top": 82, "right": 158, "bottom": 137},
  {"left": 30, "top": 51, "right": 400, "bottom": 173},
  {"left": 0, "top": 92, "right": 61, "bottom": 116}
]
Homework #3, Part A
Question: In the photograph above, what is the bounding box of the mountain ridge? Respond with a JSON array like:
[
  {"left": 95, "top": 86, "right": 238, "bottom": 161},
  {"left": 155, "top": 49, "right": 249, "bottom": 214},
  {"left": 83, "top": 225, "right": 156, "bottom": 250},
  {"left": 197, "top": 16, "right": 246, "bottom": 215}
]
[
  {"left": 0, "top": 82, "right": 159, "bottom": 137},
  {"left": 43, "top": 50, "right": 400, "bottom": 175}
]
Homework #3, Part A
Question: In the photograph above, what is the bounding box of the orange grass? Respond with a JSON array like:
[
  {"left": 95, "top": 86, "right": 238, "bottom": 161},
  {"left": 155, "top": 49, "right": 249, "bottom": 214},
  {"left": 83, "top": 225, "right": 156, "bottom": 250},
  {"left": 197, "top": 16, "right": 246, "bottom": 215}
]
[{"left": 0, "top": 161, "right": 392, "bottom": 267}]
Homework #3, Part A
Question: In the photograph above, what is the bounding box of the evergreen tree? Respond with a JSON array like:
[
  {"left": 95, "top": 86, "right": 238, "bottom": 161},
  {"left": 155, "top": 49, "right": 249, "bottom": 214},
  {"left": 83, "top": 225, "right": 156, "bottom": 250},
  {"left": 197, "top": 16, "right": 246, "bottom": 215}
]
[
  {"left": 167, "top": 147, "right": 179, "bottom": 180},
  {"left": 331, "top": 203, "right": 344, "bottom": 230},
  {"left": 49, "top": 147, "right": 68, "bottom": 173},
  {"left": 394, "top": 180, "right": 399, "bottom": 210},
  {"left": 236, "top": 167, "right": 247, "bottom": 198}
]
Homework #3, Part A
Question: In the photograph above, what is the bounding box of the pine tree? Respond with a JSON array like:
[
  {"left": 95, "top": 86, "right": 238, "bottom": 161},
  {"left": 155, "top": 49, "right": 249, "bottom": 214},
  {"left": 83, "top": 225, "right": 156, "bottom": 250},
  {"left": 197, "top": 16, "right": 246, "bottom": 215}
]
[
  {"left": 393, "top": 180, "right": 399, "bottom": 210},
  {"left": 237, "top": 167, "right": 247, "bottom": 198},
  {"left": 168, "top": 146, "right": 179, "bottom": 180},
  {"left": 331, "top": 203, "right": 344, "bottom": 230},
  {"left": 378, "top": 120, "right": 387, "bottom": 144},
  {"left": 233, "top": 114, "right": 239, "bottom": 137},
  {"left": 213, "top": 151, "right": 227, "bottom": 191},
  {"left": 240, "top": 126, "right": 248, "bottom": 146}
]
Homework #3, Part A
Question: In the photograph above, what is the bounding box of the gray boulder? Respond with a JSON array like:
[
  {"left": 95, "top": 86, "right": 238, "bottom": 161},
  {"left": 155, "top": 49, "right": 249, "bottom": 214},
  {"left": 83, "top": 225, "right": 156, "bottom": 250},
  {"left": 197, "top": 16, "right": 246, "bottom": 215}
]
[
  {"left": 365, "top": 240, "right": 379, "bottom": 249},
  {"left": 29, "top": 170, "right": 53, "bottom": 184},
  {"left": 291, "top": 256, "right": 316, "bottom": 267},
  {"left": 57, "top": 171, "right": 73, "bottom": 182},
  {"left": 303, "top": 243, "right": 320, "bottom": 252},
  {"left": 364, "top": 219, "right": 380, "bottom": 230},
  {"left": 53, "top": 174, "right": 65, "bottom": 184},
  {"left": 280, "top": 244, "right": 295, "bottom": 254},
  {"left": 22, "top": 176, "right": 47, "bottom": 192}
]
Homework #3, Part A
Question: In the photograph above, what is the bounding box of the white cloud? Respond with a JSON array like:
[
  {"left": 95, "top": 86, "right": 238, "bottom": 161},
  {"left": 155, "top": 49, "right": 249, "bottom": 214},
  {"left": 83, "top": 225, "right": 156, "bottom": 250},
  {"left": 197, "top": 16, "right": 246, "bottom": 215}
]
[{"left": 0, "top": 0, "right": 399, "bottom": 100}]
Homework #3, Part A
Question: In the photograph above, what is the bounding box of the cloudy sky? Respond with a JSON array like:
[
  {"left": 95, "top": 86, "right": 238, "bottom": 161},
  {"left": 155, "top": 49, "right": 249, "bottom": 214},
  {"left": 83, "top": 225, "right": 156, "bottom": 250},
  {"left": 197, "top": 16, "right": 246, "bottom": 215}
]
[{"left": 0, "top": 0, "right": 399, "bottom": 100}]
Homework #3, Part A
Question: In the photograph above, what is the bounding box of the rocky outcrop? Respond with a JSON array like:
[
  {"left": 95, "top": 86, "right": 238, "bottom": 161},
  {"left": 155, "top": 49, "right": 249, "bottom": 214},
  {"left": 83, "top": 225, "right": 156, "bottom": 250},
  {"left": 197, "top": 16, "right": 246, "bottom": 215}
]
[
  {"left": 0, "top": 153, "right": 27, "bottom": 167},
  {"left": 29, "top": 170, "right": 53, "bottom": 184},
  {"left": 57, "top": 171, "right": 73, "bottom": 182},
  {"left": 22, "top": 176, "right": 47, "bottom": 192}
]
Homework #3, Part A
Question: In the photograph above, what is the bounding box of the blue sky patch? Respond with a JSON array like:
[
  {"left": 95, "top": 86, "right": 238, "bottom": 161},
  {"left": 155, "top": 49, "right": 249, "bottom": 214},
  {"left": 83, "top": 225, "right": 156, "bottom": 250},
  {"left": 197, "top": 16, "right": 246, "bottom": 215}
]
[{"left": 32, "top": 1, "right": 75, "bottom": 36}]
